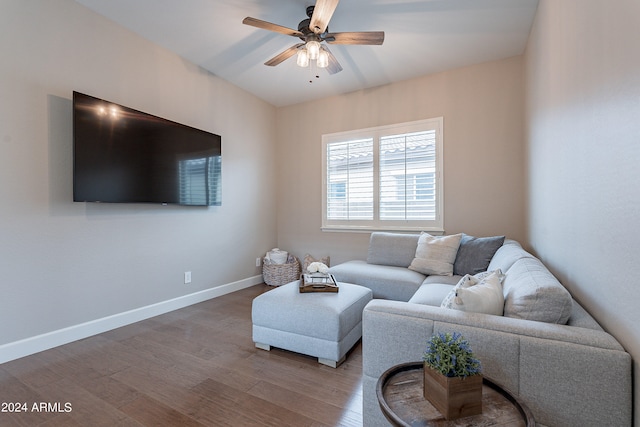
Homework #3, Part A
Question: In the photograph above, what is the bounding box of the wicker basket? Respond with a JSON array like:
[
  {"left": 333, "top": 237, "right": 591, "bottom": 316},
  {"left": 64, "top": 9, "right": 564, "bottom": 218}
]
[{"left": 262, "top": 256, "right": 300, "bottom": 287}]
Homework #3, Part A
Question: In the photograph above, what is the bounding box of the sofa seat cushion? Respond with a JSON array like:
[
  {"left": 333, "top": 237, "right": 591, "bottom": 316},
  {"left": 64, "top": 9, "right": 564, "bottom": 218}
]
[
  {"left": 503, "top": 258, "right": 573, "bottom": 324},
  {"left": 422, "top": 275, "right": 463, "bottom": 286},
  {"left": 567, "top": 301, "right": 604, "bottom": 330},
  {"left": 408, "top": 283, "right": 455, "bottom": 306},
  {"left": 329, "top": 260, "right": 425, "bottom": 301},
  {"left": 408, "top": 275, "right": 463, "bottom": 306}
]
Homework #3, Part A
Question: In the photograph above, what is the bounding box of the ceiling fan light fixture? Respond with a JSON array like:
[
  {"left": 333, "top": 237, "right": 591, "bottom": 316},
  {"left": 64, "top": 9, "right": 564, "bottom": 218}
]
[
  {"left": 306, "top": 40, "right": 321, "bottom": 60},
  {"left": 243, "top": 0, "right": 385, "bottom": 76},
  {"left": 296, "top": 48, "right": 309, "bottom": 67},
  {"left": 317, "top": 48, "right": 329, "bottom": 68}
]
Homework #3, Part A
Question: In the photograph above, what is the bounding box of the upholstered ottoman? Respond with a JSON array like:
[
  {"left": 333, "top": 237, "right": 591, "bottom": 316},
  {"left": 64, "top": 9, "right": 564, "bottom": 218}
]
[{"left": 252, "top": 280, "right": 373, "bottom": 367}]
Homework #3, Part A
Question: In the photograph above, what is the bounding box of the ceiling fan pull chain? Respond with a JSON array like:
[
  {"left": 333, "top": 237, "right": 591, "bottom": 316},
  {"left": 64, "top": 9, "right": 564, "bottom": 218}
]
[{"left": 308, "top": 61, "right": 320, "bottom": 83}]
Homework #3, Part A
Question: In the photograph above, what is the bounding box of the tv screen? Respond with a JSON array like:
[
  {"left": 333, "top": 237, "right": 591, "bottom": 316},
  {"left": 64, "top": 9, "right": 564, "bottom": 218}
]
[{"left": 73, "top": 91, "right": 221, "bottom": 206}]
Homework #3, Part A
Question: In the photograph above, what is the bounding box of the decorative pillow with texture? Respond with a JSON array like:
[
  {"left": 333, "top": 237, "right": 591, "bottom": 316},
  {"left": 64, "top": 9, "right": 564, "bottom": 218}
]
[
  {"left": 441, "top": 274, "right": 478, "bottom": 309},
  {"left": 303, "top": 254, "right": 330, "bottom": 273},
  {"left": 453, "top": 234, "right": 505, "bottom": 276},
  {"left": 408, "top": 233, "right": 462, "bottom": 276},
  {"left": 474, "top": 268, "right": 505, "bottom": 283},
  {"left": 448, "top": 271, "right": 505, "bottom": 315},
  {"left": 441, "top": 270, "right": 505, "bottom": 309}
]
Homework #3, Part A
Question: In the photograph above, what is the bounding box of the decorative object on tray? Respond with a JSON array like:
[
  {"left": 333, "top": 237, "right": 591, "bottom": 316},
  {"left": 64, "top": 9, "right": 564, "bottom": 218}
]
[
  {"left": 262, "top": 251, "right": 300, "bottom": 287},
  {"left": 300, "top": 263, "right": 338, "bottom": 293},
  {"left": 306, "top": 261, "right": 329, "bottom": 274},
  {"left": 302, "top": 253, "right": 330, "bottom": 273},
  {"left": 422, "top": 332, "right": 483, "bottom": 420}
]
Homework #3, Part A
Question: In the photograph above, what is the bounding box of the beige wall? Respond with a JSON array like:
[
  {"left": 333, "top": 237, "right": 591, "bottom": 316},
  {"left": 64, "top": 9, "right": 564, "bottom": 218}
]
[
  {"left": 0, "top": 0, "right": 277, "bottom": 356},
  {"left": 276, "top": 56, "right": 526, "bottom": 264},
  {"left": 525, "top": 0, "right": 640, "bottom": 424}
]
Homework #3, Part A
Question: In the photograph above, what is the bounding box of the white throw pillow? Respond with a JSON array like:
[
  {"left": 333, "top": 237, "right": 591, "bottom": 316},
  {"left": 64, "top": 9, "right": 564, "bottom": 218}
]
[
  {"left": 408, "top": 233, "right": 463, "bottom": 276},
  {"left": 449, "top": 271, "right": 505, "bottom": 315},
  {"left": 474, "top": 268, "right": 505, "bottom": 283},
  {"left": 441, "top": 274, "right": 478, "bottom": 309}
]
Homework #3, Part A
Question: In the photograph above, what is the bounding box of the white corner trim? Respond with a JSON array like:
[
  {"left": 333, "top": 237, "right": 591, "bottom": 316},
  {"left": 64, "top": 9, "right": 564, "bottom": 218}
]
[{"left": 0, "top": 275, "right": 263, "bottom": 364}]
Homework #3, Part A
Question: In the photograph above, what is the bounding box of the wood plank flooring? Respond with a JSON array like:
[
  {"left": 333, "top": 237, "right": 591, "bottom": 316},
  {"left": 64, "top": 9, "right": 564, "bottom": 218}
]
[{"left": 0, "top": 285, "right": 364, "bottom": 426}]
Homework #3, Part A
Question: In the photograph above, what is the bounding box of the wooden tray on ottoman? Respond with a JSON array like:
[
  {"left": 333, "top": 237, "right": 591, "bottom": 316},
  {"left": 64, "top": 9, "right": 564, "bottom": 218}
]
[{"left": 299, "top": 274, "right": 339, "bottom": 293}]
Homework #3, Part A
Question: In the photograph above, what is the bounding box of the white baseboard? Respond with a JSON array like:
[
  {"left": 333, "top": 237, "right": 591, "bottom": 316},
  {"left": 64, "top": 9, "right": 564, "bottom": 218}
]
[{"left": 0, "top": 275, "right": 263, "bottom": 364}]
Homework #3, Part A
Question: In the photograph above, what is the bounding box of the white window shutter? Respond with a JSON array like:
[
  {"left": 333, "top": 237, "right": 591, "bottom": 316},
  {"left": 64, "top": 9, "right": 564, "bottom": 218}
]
[
  {"left": 380, "top": 130, "right": 437, "bottom": 220},
  {"left": 326, "top": 139, "right": 374, "bottom": 220}
]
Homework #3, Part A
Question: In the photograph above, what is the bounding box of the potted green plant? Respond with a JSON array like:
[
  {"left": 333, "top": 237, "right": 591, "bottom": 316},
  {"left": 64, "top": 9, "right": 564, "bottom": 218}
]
[{"left": 422, "top": 332, "right": 483, "bottom": 420}]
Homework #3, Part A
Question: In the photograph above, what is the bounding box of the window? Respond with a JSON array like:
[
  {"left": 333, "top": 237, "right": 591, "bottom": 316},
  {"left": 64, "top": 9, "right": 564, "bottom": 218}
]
[
  {"left": 326, "top": 138, "right": 373, "bottom": 220},
  {"left": 322, "top": 118, "right": 443, "bottom": 232}
]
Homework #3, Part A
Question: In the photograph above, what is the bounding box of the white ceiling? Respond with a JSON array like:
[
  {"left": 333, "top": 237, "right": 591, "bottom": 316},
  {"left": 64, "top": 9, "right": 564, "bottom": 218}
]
[{"left": 74, "top": 0, "right": 539, "bottom": 107}]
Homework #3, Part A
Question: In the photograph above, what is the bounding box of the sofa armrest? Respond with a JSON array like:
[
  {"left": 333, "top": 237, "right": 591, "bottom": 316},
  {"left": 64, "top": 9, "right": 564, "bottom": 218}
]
[{"left": 362, "top": 300, "right": 631, "bottom": 427}]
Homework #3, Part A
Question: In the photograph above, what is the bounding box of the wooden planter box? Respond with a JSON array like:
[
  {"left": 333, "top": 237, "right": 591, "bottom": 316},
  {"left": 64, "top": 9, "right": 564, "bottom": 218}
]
[{"left": 423, "top": 365, "right": 483, "bottom": 420}]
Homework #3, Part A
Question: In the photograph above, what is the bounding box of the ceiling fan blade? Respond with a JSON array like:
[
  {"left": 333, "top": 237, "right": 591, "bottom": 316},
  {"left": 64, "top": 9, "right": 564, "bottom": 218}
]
[
  {"left": 242, "top": 17, "right": 303, "bottom": 37},
  {"left": 322, "top": 46, "right": 343, "bottom": 75},
  {"left": 264, "top": 43, "right": 305, "bottom": 66},
  {"left": 325, "top": 31, "right": 385, "bottom": 45},
  {"left": 309, "top": 0, "right": 339, "bottom": 34}
]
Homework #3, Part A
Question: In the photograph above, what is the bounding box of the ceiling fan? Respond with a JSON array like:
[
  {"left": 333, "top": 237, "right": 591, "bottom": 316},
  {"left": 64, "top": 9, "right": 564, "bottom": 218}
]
[{"left": 242, "top": 0, "right": 384, "bottom": 75}]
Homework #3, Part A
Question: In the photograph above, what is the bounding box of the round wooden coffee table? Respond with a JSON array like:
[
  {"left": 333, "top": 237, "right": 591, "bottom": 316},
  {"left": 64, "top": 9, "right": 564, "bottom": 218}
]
[{"left": 376, "top": 362, "right": 535, "bottom": 426}]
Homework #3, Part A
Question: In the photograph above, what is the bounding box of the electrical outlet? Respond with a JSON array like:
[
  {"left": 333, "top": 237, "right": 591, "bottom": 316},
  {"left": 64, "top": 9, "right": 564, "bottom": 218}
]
[
  {"left": 255, "top": 257, "right": 261, "bottom": 267},
  {"left": 184, "top": 271, "right": 192, "bottom": 284}
]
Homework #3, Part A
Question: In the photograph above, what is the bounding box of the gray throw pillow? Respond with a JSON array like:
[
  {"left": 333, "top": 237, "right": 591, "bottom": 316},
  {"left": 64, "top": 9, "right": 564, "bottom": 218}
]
[{"left": 453, "top": 234, "right": 505, "bottom": 276}]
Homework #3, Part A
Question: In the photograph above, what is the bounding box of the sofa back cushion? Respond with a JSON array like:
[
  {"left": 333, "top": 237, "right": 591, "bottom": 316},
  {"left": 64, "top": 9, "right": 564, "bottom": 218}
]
[
  {"left": 503, "top": 257, "right": 573, "bottom": 324},
  {"left": 487, "top": 239, "right": 533, "bottom": 272},
  {"left": 367, "top": 232, "right": 420, "bottom": 268}
]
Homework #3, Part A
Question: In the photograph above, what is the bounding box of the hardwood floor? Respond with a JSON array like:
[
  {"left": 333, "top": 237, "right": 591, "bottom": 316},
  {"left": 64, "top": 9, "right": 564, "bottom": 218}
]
[{"left": 0, "top": 285, "right": 364, "bottom": 426}]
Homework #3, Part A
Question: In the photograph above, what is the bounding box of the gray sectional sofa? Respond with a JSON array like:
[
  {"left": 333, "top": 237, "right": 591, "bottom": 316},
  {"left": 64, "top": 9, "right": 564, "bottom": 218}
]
[{"left": 328, "top": 232, "right": 632, "bottom": 427}]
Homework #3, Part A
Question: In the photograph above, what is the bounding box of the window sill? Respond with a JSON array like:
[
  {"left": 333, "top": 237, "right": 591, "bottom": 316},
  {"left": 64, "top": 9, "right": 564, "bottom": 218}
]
[{"left": 321, "top": 226, "right": 444, "bottom": 235}]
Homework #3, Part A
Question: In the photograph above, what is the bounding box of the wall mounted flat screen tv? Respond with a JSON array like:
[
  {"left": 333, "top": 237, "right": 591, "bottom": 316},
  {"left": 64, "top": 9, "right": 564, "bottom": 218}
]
[{"left": 73, "top": 91, "right": 221, "bottom": 206}]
